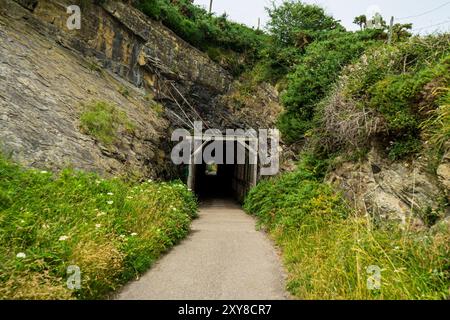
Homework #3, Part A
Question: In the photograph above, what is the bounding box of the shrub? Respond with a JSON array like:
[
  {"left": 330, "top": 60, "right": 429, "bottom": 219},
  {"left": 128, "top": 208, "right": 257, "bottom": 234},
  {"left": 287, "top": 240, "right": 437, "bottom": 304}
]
[
  {"left": 312, "top": 35, "right": 450, "bottom": 160},
  {"left": 266, "top": 1, "right": 343, "bottom": 46},
  {"left": 388, "top": 136, "right": 422, "bottom": 160},
  {"left": 278, "top": 30, "right": 383, "bottom": 142},
  {"left": 425, "top": 92, "right": 450, "bottom": 150},
  {"left": 368, "top": 54, "right": 450, "bottom": 133},
  {"left": 136, "top": 0, "right": 265, "bottom": 72},
  {"left": 0, "top": 156, "right": 198, "bottom": 299},
  {"left": 421, "top": 89, "right": 450, "bottom": 170}
]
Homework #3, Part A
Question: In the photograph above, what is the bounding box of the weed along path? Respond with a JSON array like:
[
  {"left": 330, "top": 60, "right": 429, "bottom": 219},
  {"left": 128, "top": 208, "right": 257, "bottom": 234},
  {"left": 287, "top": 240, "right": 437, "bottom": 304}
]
[{"left": 116, "top": 199, "right": 287, "bottom": 300}]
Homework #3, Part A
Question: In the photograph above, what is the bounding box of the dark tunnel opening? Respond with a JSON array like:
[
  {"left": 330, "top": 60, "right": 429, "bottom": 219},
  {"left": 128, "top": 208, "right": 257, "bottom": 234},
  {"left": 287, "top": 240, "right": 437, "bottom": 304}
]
[
  {"left": 194, "top": 163, "right": 237, "bottom": 200},
  {"left": 187, "top": 139, "right": 258, "bottom": 203}
]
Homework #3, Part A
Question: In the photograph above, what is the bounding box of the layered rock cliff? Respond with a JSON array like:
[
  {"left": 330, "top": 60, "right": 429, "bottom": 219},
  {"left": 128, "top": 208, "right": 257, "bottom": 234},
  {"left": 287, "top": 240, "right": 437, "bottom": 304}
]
[
  {"left": 0, "top": 0, "right": 280, "bottom": 178},
  {"left": 1, "top": 0, "right": 167, "bottom": 178},
  {"left": 6, "top": 0, "right": 234, "bottom": 126}
]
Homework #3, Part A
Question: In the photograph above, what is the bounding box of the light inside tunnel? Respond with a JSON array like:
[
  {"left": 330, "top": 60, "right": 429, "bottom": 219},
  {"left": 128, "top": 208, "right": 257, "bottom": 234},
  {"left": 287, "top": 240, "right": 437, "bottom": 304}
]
[{"left": 205, "top": 163, "right": 218, "bottom": 176}]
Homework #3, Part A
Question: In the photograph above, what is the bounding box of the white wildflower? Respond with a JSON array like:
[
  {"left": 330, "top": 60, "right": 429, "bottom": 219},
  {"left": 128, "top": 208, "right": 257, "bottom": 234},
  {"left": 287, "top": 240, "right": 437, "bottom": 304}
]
[
  {"left": 107, "top": 201, "right": 114, "bottom": 205},
  {"left": 95, "top": 224, "right": 101, "bottom": 229},
  {"left": 16, "top": 252, "right": 26, "bottom": 259},
  {"left": 119, "top": 234, "right": 126, "bottom": 239},
  {"left": 107, "top": 192, "right": 114, "bottom": 196},
  {"left": 131, "top": 232, "right": 138, "bottom": 237},
  {"left": 59, "top": 235, "right": 68, "bottom": 241}
]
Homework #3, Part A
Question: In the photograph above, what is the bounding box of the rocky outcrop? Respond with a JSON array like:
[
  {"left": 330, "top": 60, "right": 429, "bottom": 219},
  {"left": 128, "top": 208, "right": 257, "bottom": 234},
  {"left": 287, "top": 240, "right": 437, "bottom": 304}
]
[
  {"left": 0, "top": 0, "right": 239, "bottom": 178},
  {"left": 17, "top": 0, "right": 232, "bottom": 128},
  {"left": 0, "top": 0, "right": 172, "bottom": 178},
  {"left": 327, "top": 146, "right": 449, "bottom": 227},
  {"left": 0, "top": 0, "right": 283, "bottom": 181}
]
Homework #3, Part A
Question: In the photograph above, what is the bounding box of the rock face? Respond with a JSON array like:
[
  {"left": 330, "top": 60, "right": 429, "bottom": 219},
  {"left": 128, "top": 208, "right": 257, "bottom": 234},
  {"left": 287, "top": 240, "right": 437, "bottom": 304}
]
[
  {"left": 0, "top": 0, "right": 237, "bottom": 178},
  {"left": 0, "top": 0, "right": 172, "bottom": 178},
  {"left": 216, "top": 81, "right": 282, "bottom": 130},
  {"left": 22, "top": 0, "right": 232, "bottom": 128},
  {"left": 327, "top": 146, "right": 449, "bottom": 227}
]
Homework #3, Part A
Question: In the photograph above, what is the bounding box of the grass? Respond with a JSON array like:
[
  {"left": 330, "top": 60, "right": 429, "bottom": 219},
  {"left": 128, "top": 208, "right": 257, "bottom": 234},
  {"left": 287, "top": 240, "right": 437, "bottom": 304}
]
[
  {"left": 79, "top": 101, "right": 135, "bottom": 146},
  {"left": 118, "top": 86, "right": 130, "bottom": 98},
  {"left": 149, "top": 102, "right": 165, "bottom": 117},
  {"left": 244, "top": 157, "right": 450, "bottom": 300},
  {"left": 0, "top": 156, "right": 198, "bottom": 299},
  {"left": 279, "top": 216, "right": 449, "bottom": 300},
  {"left": 421, "top": 88, "right": 450, "bottom": 171}
]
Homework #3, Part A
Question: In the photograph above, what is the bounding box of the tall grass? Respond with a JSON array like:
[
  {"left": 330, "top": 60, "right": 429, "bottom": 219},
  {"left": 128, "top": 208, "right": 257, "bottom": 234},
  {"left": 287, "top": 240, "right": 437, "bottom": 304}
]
[
  {"left": 244, "top": 158, "right": 449, "bottom": 300},
  {"left": 0, "top": 156, "right": 197, "bottom": 299}
]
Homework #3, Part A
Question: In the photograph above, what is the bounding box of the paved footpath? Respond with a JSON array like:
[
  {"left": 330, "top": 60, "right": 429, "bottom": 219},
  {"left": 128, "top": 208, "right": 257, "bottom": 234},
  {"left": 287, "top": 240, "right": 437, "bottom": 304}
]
[{"left": 116, "top": 198, "right": 287, "bottom": 300}]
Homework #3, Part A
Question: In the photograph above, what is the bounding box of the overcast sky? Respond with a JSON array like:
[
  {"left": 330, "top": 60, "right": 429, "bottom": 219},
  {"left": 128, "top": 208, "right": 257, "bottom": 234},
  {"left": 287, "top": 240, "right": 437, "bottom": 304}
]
[{"left": 193, "top": 0, "right": 450, "bottom": 34}]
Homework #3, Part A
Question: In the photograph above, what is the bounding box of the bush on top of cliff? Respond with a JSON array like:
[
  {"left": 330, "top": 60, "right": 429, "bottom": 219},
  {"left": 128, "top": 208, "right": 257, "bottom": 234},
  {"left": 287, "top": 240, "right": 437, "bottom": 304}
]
[
  {"left": 0, "top": 155, "right": 198, "bottom": 299},
  {"left": 266, "top": 0, "right": 343, "bottom": 46},
  {"left": 314, "top": 34, "right": 450, "bottom": 160},
  {"left": 136, "top": 0, "right": 265, "bottom": 71},
  {"left": 276, "top": 29, "right": 384, "bottom": 143},
  {"left": 245, "top": 1, "right": 349, "bottom": 87}
]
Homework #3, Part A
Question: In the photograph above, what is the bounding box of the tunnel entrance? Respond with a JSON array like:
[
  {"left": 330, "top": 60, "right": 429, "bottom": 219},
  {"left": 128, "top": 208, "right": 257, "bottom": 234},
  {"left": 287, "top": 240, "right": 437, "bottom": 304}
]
[{"left": 186, "top": 134, "right": 258, "bottom": 203}]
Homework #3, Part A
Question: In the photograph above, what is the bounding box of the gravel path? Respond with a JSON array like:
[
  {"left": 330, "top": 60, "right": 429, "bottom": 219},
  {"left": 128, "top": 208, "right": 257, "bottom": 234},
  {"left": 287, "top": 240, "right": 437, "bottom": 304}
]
[{"left": 116, "top": 199, "right": 287, "bottom": 300}]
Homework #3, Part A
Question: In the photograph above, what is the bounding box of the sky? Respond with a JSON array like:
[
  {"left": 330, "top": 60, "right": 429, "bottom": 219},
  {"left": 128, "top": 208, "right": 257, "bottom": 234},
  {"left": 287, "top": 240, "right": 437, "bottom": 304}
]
[{"left": 193, "top": 0, "right": 450, "bottom": 34}]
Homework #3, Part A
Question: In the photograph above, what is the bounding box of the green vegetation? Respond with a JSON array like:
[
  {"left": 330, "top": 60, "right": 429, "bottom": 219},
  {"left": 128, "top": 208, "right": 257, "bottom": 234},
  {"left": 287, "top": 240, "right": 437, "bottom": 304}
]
[
  {"left": 134, "top": 0, "right": 447, "bottom": 159},
  {"left": 118, "top": 86, "right": 131, "bottom": 98},
  {"left": 278, "top": 30, "right": 383, "bottom": 142},
  {"left": 150, "top": 102, "right": 165, "bottom": 117},
  {"left": 244, "top": 156, "right": 450, "bottom": 300},
  {"left": 4, "top": 0, "right": 447, "bottom": 300},
  {"left": 0, "top": 155, "right": 197, "bottom": 299},
  {"left": 240, "top": 2, "right": 450, "bottom": 300},
  {"left": 266, "top": 1, "right": 342, "bottom": 46},
  {"left": 136, "top": 0, "right": 450, "bottom": 300},
  {"left": 79, "top": 101, "right": 135, "bottom": 145},
  {"left": 314, "top": 35, "right": 450, "bottom": 160},
  {"left": 136, "top": 0, "right": 266, "bottom": 75},
  {"left": 422, "top": 90, "right": 450, "bottom": 153}
]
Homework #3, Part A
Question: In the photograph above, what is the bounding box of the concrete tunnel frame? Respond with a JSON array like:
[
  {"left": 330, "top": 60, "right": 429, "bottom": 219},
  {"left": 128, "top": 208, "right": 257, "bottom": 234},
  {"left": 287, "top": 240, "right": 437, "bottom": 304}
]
[{"left": 186, "top": 133, "right": 259, "bottom": 202}]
